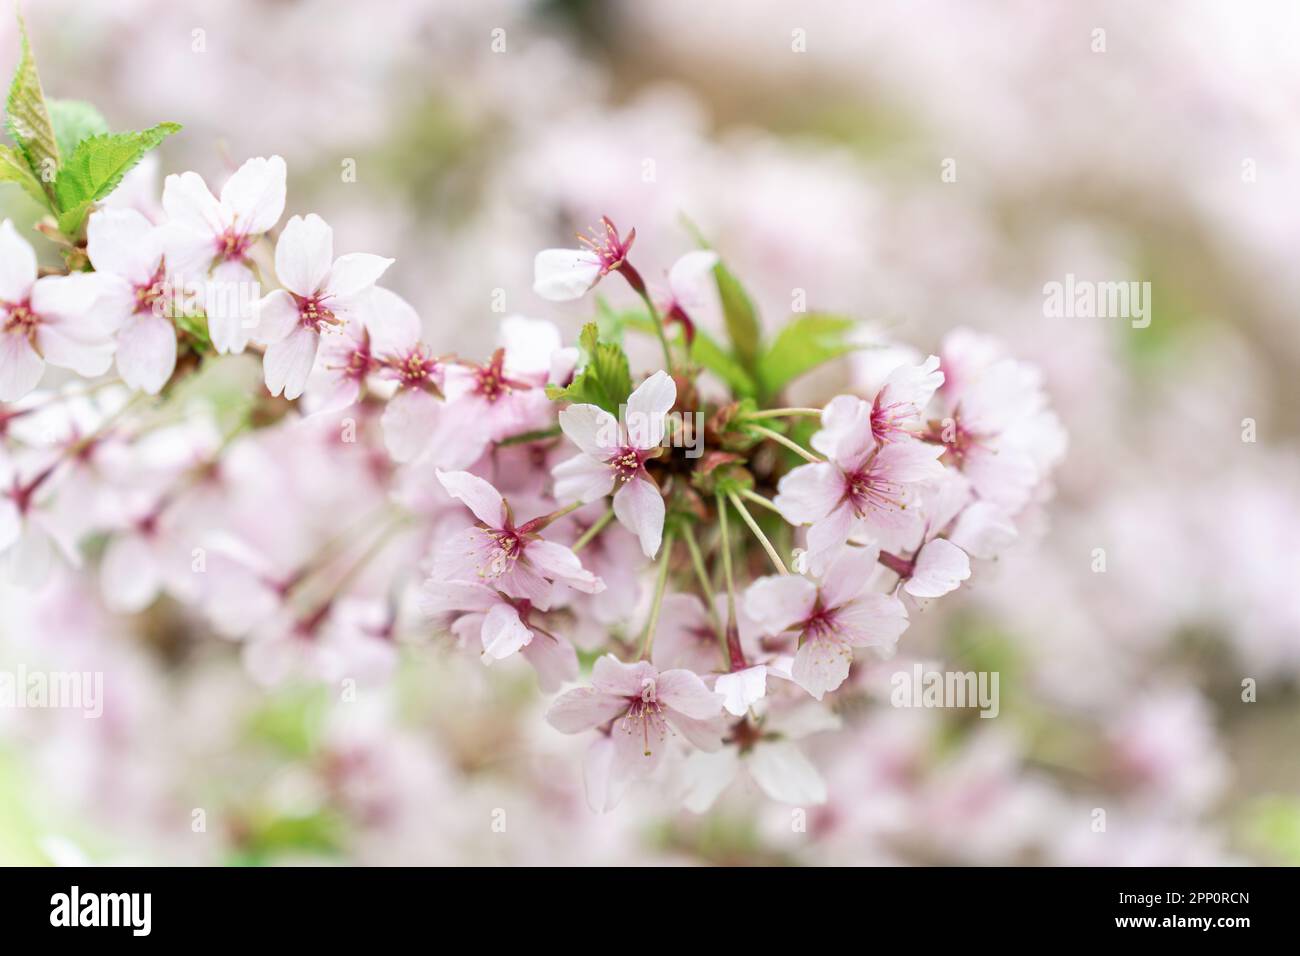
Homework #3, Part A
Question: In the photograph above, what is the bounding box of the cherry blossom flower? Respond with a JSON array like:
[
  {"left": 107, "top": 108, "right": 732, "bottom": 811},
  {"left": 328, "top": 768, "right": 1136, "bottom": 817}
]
[
  {"left": 678, "top": 702, "right": 841, "bottom": 812},
  {"left": 657, "top": 250, "right": 718, "bottom": 344},
  {"left": 0, "top": 221, "right": 115, "bottom": 402},
  {"left": 745, "top": 548, "right": 909, "bottom": 700},
  {"left": 161, "top": 155, "right": 286, "bottom": 354},
  {"left": 546, "top": 654, "right": 725, "bottom": 787},
  {"left": 552, "top": 369, "right": 675, "bottom": 557},
  {"left": 870, "top": 354, "right": 944, "bottom": 445},
  {"left": 85, "top": 209, "right": 177, "bottom": 394},
  {"left": 419, "top": 579, "right": 578, "bottom": 691},
  {"left": 533, "top": 217, "right": 636, "bottom": 301},
  {"left": 254, "top": 213, "right": 394, "bottom": 400},
  {"left": 431, "top": 469, "right": 604, "bottom": 608},
  {"left": 775, "top": 395, "right": 945, "bottom": 573}
]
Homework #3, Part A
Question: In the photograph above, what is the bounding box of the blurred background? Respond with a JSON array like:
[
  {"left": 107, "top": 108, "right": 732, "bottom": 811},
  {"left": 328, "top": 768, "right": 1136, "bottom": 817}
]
[{"left": 1, "top": 0, "right": 1299, "bottom": 865}]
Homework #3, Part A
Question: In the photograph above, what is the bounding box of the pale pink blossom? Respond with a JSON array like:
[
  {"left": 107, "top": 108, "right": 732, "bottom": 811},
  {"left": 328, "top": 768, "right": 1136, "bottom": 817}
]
[
  {"left": 85, "top": 209, "right": 176, "bottom": 394},
  {"left": 745, "top": 548, "right": 909, "bottom": 700},
  {"left": 431, "top": 469, "right": 604, "bottom": 608},
  {"left": 552, "top": 369, "right": 675, "bottom": 557},
  {"left": 775, "top": 395, "right": 944, "bottom": 573},
  {"left": 870, "top": 354, "right": 944, "bottom": 444},
  {"left": 533, "top": 217, "right": 635, "bottom": 302},
  {"left": 0, "top": 221, "right": 115, "bottom": 402},
  {"left": 254, "top": 213, "right": 393, "bottom": 400},
  {"left": 546, "top": 654, "right": 725, "bottom": 792},
  {"left": 161, "top": 155, "right": 287, "bottom": 354}
]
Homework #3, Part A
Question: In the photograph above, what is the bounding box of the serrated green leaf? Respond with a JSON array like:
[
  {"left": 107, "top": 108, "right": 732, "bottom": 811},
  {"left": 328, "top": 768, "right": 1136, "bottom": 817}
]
[
  {"left": 757, "top": 312, "right": 860, "bottom": 397},
  {"left": 47, "top": 99, "right": 109, "bottom": 158},
  {"left": 53, "top": 122, "right": 181, "bottom": 235},
  {"left": 714, "top": 259, "right": 762, "bottom": 373},
  {"left": 0, "top": 142, "right": 48, "bottom": 208},
  {"left": 545, "top": 322, "right": 633, "bottom": 415},
  {"left": 5, "top": 14, "right": 59, "bottom": 203}
]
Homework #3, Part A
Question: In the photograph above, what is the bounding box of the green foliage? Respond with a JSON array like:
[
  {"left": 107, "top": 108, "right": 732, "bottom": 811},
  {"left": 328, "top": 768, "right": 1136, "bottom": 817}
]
[
  {"left": 756, "top": 312, "right": 859, "bottom": 397},
  {"left": 691, "top": 327, "right": 757, "bottom": 398},
  {"left": 54, "top": 124, "right": 180, "bottom": 234},
  {"left": 3, "top": 15, "right": 180, "bottom": 237},
  {"left": 4, "top": 14, "right": 58, "bottom": 205},
  {"left": 47, "top": 98, "right": 109, "bottom": 158},
  {"left": 0, "top": 142, "right": 46, "bottom": 207},
  {"left": 545, "top": 322, "right": 633, "bottom": 414},
  {"left": 713, "top": 258, "right": 762, "bottom": 374}
]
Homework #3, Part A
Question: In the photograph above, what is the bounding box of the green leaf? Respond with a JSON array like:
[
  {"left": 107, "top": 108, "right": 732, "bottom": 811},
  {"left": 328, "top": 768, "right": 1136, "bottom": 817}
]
[
  {"left": 53, "top": 122, "right": 181, "bottom": 234},
  {"left": 714, "top": 259, "right": 762, "bottom": 373},
  {"left": 690, "top": 327, "right": 756, "bottom": 397},
  {"left": 0, "top": 142, "right": 48, "bottom": 208},
  {"left": 757, "top": 312, "right": 860, "bottom": 397},
  {"left": 5, "top": 13, "right": 59, "bottom": 203},
  {"left": 47, "top": 99, "right": 109, "bottom": 158},
  {"left": 545, "top": 322, "right": 633, "bottom": 415}
]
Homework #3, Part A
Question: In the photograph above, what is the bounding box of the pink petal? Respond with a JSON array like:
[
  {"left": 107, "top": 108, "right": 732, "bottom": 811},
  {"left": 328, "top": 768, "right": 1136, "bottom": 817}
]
[
  {"left": 679, "top": 748, "right": 740, "bottom": 814},
  {"left": 583, "top": 735, "right": 627, "bottom": 813},
  {"left": 417, "top": 578, "right": 498, "bottom": 617},
  {"left": 743, "top": 574, "right": 818, "bottom": 636},
  {"left": 435, "top": 469, "right": 506, "bottom": 527},
  {"left": 791, "top": 635, "right": 853, "bottom": 700},
  {"left": 819, "top": 544, "right": 880, "bottom": 609},
  {"left": 35, "top": 325, "right": 115, "bottom": 377},
  {"left": 774, "top": 461, "right": 841, "bottom": 525},
  {"left": 366, "top": 287, "right": 422, "bottom": 355},
  {"left": 99, "top": 532, "right": 161, "bottom": 612},
  {"left": 161, "top": 171, "right": 222, "bottom": 235},
  {"left": 874, "top": 440, "right": 946, "bottom": 483},
  {"left": 903, "top": 537, "right": 971, "bottom": 598},
  {"left": 748, "top": 740, "right": 827, "bottom": 804},
  {"left": 480, "top": 601, "right": 533, "bottom": 661},
  {"left": 546, "top": 687, "right": 628, "bottom": 734},
  {"left": 612, "top": 475, "right": 664, "bottom": 557},
  {"left": 520, "top": 631, "right": 578, "bottom": 693},
  {"left": 811, "top": 394, "right": 874, "bottom": 464},
  {"left": 714, "top": 665, "right": 768, "bottom": 717},
  {"left": 525, "top": 539, "right": 604, "bottom": 594},
  {"left": 655, "top": 668, "right": 724, "bottom": 720},
  {"left": 948, "top": 501, "right": 1017, "bottom": 560},
  {"left": 833, "top": 592, "right": 909, "bottom": 649},
  {"left": 253, "top": 289, "right": 300, "bottom": 345},
  {"left": 591, "top": 653, "right": 655, "bottom": 696},
  {"left": 381, "top": 388, "right": 440, "bottom": 463}
]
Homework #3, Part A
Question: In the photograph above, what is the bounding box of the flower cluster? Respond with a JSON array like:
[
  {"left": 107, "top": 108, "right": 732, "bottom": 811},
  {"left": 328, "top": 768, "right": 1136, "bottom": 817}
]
[{"left": 0, "top": 25, "right": 1064, "bottom": 815}]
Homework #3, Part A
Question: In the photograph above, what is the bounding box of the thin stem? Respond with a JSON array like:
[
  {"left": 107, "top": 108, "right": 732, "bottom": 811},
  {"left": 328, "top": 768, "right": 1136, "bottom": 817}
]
[
  {"left": 638, "top": 530, "right": 676, "bottom": 660},
  {"left": 572, "top": 508, "right": 614, "bottom": 552},
  {"left": 498, "top": 425, "right": 561, "bottom": 447},
  {"left": 739, "top": 407, "right": 822, "bottom": 420},
  {"left": 728, "top": 491, "right": 788, "bottom": 575},
  {"left": 716, "top": 494, "right": 737, "bottom": 622},
  {"left": 746, "top": 423, "right": 821, "bottom": 464},
  {"left": 682, "top": 523, "right": 727, "bottom": 664},
  {"left": 739, "top": 488, "right": 782, "bottom": 515},
  {"left": 619, "top": 262, "right": 675, "bottom": 372}
]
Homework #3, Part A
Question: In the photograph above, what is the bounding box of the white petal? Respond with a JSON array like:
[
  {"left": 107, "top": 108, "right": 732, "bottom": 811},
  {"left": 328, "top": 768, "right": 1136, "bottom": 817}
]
[
  {"left": 274, "top": 213, "right": 333, "bottom": 296},
  {"left": 262, "top": 326, "right": 319, "bottom": 399},
  {"left": 381, "top": 388, "right": 440, "bottom": 463},
  {"left": 748, "top": 740, "right": 827, "bottom": 805},
  {"left": 625, "top": 369, "right": 676, "bottom": 449},
  {"left": 115, "top": 313, "right": 176, "bottom": 394},
  {"left": 219, "top": 155, "right": 286, "bottom": 235},
  {"left": 791, "top": 635, "right": 853, "bottom": 700},
  {"left": 0, "top": 330, "right": 45, "bottom": 401},
  {"left": 532, "top": 248, "right": 602, "bottom": 301},
  {"left": 161, "top": 171, "right": 223, "bottom": 235},
  {"left": 612, "top": 476, "right": 664, "bottom": 558},
  {"left": 86, "top": 208, "right": 161, "bottom": 283},
  {"left": 100, "top": 533, "right": 161, "bottom": 612},
  {"left": 679, "top": 747, "right": 741, "bottom": 814},
  {"left": 715, "top": 665, "right": 768, "bottom": 717},
  {"left": 551, "top": 453, "right": 616, "bottom": 504},
  {"left": 0, "top": 497, "right": 20, "bottom": 551},
  {"left": 667, "top": 250, "right": 719, "bottom": 307},
  {"left": 366, "top": 286, "right": 422, "bottom": 355},
  {"left": 435, "top": 469, "right": 506, "bottom": 527},
  {"left": 35, "top": 326, "right": 115, "bottom": 377},
  {"left": 253, "top": 289, "right": 300, "bottom": 345},
  {"left": 743, "top": 574, "right": 818, "bottom": 636},
  {"left": 500, "top": 315, "right": 561, "bottom": 377},
  {"left": 324, "top": 253, "right": 393, "bottom": 299},
  {"left": 0, "top": 220, "right": 37, "bottom": 300},
  {"left": 903, "top": 537, "right": 971, "bottom": 598},
  {"left": 480, "top": 602, "right": 533, "bottom": 661},
  {"left": 558, "top": 403, "right": 620, "bottom": 458},
  {"left": 819, "top": 545, "right": 879, "bottom": 609}
]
